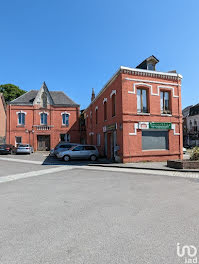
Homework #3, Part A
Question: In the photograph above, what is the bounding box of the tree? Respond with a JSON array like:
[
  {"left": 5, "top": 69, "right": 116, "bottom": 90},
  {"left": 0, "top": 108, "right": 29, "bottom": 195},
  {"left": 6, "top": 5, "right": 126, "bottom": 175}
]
[{"left": 0, "top": 84, "right": 26, "bottom": 103}]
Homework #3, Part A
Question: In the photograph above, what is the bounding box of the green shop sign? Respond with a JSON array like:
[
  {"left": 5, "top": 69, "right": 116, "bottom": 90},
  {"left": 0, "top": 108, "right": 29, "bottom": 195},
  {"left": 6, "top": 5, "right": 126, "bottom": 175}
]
[{"left": 149, "top": 122, "right": 172, "bottom": 130}]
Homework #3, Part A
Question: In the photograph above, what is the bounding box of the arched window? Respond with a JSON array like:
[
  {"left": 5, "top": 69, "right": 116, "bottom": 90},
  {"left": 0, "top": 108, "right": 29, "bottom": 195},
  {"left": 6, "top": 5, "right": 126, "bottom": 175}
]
[
  {"left": 104, "top": 101, "right": 107, "bottom": 121},
  {"left": 40, "top": 113, "right": 47, "bottom": 125},
  {"left": 95, "top": 108, "right": 98, "bottom": 124},
  {"left": 112, "top": 94, "right": 116, "bottom": 117},
  {"left": 190, "top": 120, "right": 192, "bottom": 130},
  {"left": 194, "top": 120, "right": 197, "bottom": 132},
  {"left": 62, "top": 113, "right": 69, "bottom": 126},
  {"left": 18, "top": 112, "right": 25, "bottom": 125}
]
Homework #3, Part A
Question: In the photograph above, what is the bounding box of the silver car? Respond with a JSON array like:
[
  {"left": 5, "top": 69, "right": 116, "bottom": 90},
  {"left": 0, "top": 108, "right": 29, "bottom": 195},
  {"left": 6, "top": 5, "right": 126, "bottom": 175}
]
[
  {"left": 16, "top": 144, "right": 34, "bottom": 154},
  {"left": 50, "top": 142, "right": 78, "bottom": 157},
  {"left": 56, "top": 145, "right": 99, "bottom": 162}
]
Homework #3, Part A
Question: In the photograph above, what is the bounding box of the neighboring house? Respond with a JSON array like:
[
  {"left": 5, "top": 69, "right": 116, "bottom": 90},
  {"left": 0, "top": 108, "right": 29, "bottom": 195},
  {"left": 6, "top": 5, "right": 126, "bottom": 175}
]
[
  {"left": 0, "top": 93, "right": 6, "bottom": 143},
  {"left": 84, "top": 55, "right": 183, "bottom": 163},
  {"left": 182, "top": 105, "right": 193, "bottom": 146},
  {"left": 6, "top": 82, "right": 80, "bottom": 150},
  {"left": 185, "top": 104, "right": 199, "bottom": 147}
]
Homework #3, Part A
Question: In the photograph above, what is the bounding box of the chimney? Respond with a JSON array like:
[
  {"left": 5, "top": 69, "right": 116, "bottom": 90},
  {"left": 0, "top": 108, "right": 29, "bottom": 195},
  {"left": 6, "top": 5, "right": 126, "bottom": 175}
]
[{"left": 91, "top": 88, "right": 95, "bottom": 102}]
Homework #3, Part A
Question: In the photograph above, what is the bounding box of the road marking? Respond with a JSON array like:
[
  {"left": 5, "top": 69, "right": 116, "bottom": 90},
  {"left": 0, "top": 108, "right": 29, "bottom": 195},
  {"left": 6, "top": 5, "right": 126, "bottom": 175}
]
[
  {"left": 0, "top": 157, "right": 42, "bottom": 165},
  {"left": 0, "top": 166, "right": 73, "bottom": 183}
]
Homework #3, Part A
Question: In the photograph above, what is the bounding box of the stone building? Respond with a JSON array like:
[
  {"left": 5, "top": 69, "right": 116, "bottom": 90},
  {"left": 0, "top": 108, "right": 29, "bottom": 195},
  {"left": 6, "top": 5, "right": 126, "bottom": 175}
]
[
  {"left": 6, "top": 82, "right": 80, "bottom": 150},
  {"left": 84, "top": 56, "right": 183, "bottom": 163}
]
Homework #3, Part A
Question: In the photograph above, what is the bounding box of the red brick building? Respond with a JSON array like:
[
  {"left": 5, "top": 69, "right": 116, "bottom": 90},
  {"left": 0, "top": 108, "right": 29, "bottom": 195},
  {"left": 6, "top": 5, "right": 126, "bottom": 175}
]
[
  {"left": 0, "top": 93, "right": 6, "bottom": 143},
  {"left": 7, "top": 82, "right": 80, "bottom": 150},
  {"left": 84, "top": 56, "right": 183, "bottom": 162}
]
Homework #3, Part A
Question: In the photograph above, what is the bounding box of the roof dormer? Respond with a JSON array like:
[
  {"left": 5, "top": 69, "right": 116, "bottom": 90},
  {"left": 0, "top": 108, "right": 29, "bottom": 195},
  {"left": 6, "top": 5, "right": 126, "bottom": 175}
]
[{"left": 136, "top": 55, "right": 159, "bottom": 71}]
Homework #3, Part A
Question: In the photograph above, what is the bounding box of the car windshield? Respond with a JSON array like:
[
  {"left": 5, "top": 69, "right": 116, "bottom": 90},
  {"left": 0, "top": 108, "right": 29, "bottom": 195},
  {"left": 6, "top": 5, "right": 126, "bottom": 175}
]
[{"left": 18, "top": 144, "right": 29, "bottom": 148}]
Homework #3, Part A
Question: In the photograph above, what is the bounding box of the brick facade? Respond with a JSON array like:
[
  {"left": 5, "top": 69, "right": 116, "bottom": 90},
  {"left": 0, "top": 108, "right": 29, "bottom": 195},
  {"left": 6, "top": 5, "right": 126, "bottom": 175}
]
[
  {"left": 6, "top": 83, "right": 80, "bottom": 150},
  {"left": 84, "top": 56, "right": 183, "bottom": 163}
]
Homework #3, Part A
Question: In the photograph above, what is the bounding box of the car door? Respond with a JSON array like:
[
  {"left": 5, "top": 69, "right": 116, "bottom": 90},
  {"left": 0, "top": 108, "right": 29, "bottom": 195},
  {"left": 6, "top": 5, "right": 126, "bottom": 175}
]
[{"left": 71, "top": 146, "right": 85, "bottom": 159}]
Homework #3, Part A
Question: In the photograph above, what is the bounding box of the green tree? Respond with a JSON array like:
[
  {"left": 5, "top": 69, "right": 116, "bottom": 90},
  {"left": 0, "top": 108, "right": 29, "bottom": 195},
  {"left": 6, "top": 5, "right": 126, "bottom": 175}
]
[{"left": 0, "top": 84, "right": 26, "bottom": 103}]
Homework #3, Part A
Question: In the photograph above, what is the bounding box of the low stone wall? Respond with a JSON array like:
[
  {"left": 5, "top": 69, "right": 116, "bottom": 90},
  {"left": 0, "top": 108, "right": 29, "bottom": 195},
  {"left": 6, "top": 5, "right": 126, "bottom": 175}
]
[{"left": 167, "top": 160, "right": 199, "bottom": 169}]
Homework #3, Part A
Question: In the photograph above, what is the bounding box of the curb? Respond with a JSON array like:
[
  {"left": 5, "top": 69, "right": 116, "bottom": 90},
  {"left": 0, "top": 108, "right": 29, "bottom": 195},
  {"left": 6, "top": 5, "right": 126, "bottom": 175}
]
[{"left": 88, "top": 163, "right": 199, "bottom": 173}]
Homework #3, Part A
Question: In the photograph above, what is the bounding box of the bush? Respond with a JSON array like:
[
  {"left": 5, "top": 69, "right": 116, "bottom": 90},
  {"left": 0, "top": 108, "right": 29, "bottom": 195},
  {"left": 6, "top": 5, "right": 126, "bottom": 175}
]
[{"left": 190, "top": 147, "right": 199, "bottom": 160}]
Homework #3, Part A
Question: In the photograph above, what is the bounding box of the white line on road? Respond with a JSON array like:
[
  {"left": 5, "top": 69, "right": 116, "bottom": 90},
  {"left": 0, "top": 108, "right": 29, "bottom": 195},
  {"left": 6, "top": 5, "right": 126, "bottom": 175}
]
[
  {"left": 0, "top": 166, "right": 73, "bottom": 183},
  {"left": 0, "top": 157, "right": 42, "bottom": 165}
]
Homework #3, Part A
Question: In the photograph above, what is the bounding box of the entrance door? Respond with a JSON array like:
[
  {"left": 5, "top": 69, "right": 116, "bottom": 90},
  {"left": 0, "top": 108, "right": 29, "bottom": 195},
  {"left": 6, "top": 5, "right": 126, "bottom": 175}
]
[{"left": 37, "top": 135, "right": 50, "bottom": 151}]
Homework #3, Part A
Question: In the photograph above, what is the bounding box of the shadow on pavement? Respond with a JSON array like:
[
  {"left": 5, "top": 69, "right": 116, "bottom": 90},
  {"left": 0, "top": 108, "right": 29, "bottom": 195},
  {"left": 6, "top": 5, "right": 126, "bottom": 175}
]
[{"left": 42, "top": 155, "right": 112, "bottom": 166}]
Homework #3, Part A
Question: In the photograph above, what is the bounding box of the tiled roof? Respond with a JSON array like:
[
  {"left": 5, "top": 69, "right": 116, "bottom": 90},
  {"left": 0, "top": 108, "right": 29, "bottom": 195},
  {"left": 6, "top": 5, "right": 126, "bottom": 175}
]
[{"left": 10, "top": 90, "right": 79, "bottom": 107}]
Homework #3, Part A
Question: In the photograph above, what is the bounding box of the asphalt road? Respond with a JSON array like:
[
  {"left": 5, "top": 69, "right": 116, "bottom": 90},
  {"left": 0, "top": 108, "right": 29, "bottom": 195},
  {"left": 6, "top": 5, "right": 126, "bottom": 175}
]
[{"left": 0, "top": 158, "right": 199, "bottom": 264}]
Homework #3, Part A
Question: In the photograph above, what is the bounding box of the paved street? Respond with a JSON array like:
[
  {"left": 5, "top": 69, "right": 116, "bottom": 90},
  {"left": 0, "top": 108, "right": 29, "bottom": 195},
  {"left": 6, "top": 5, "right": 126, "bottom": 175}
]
[{"left": 0, "top": 155, "right": 199, "bottom": 264}]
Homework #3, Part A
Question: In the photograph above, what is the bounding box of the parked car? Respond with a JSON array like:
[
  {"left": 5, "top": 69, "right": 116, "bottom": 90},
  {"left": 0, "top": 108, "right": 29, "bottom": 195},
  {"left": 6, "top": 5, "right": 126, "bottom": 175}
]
[
  {"left": 56, "top": 145, "right": 99, "bottom": 161},
  {"left": 16, "top": 144, "right": 34, "bottom": 154},
  {"left": 50, "top": 142, "right": 78, "bottom": 157},
  {"left": 0, "top": 144, "right": 16, "bottom": 155}
]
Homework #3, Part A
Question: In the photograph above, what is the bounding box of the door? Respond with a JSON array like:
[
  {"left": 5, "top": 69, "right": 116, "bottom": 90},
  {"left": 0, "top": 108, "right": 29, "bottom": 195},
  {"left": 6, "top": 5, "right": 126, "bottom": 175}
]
[{"left": 37, "top": 135, "right": 50, "bottom": 151}]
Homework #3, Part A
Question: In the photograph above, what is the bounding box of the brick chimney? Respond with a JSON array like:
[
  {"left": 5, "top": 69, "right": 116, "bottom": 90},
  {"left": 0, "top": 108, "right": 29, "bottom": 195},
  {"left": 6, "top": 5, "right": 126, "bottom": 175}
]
[{"left": 91, "top": 88, "right": 95, "bottom": 102}]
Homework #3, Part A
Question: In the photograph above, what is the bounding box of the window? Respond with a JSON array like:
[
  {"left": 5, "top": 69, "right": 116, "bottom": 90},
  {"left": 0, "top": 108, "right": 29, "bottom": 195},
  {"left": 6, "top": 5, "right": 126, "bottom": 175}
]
[
  {"left": 190, "top": 120, "right": 192, "bottom": 130},
  {"left": 194, "top": 120, "right": 197, "bottom": 132},
  {"left": 60, "top": 134, "right": 70, "bottom": 142},
  {"left": 96, "top": 133, "right": 100, "bottom": 146},
  {"left": 62, "top": 114, "right": 69, "bottom": 126},
  {"left": 104, "top": 101, "right": 107, "bottom": 121},
  {"left": 40, "top": 113, "right": 47, "bottom": 125},
  {"left": 112, "top": 94, "right": 116, "bottom": 117},
  {"left": 142, "top": 131, "right": 169, "bottom": 150},
  {"left": 18, "top": 113, "right": 25, "bottom": 125},
  {"left": 95, "top": 108, "right": 98, "bottom": 124},
  {"left": 137, "top": 89, "right": 148, "bottom": 113},
  {"left": 72, "top": 146, "right": 84, "bottom": 151},
  {"left": 147, "top": 63, "right": 155, "bottom": 71},
  {"left": 84, "top": 146, "right": 96, "bottom": 150},
  {"left": 161, "top": 91, "right": 170, "bottom": 114},
  {"left": 15, "top": 136, "right": 22, "bottom": 146}
]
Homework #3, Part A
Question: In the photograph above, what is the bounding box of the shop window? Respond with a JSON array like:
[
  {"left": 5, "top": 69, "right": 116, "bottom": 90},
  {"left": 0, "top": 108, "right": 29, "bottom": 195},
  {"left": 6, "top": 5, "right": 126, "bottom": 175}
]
[
  {"left": 40, "top": 113, "right": 47, "bottom": 125},
  {"left": 18, "top": 113, "right": 25, "bottom": 125},
  {"left": 142, "top": 131, "right": 169, "bottom": 150},
  {"left": 112, "top": 94, "right": 116, "bottom": 117},
  {"left": 62, "top": 113, "right": 69, "bottom": 126},
  {"left": 161, "top": 91, "right": 171, "bottom": 114},
  {"left": 137, "top": 89, "right": 148, "bottom": 113},
  {"left": 104, "top": 101, "right": 107, "bottom": 121}
]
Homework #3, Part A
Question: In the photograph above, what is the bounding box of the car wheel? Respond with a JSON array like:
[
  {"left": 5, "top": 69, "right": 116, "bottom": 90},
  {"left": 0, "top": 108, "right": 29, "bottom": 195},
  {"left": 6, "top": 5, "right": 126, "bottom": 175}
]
[
  {"left": 90, "top": 155, "right": 97, "bottom": 161},
  {"left": 63, "top": 155, "right": 70, "bottom": 162}
]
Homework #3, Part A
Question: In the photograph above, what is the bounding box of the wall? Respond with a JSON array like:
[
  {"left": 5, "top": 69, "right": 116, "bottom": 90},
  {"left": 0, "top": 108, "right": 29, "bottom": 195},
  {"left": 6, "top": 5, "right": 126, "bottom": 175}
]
[
  {"left": 6, "top": 104, "right": 80, "bottom": 149},
  {"left": 121, "top": 71, "right": 183, "bottom": 162}
]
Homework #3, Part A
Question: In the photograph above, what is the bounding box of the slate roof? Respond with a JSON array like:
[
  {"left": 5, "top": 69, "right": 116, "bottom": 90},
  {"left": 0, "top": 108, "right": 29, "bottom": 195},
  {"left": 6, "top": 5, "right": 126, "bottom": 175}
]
[{"left": 10, "top": 90, "right": 79, "bottom": 107}]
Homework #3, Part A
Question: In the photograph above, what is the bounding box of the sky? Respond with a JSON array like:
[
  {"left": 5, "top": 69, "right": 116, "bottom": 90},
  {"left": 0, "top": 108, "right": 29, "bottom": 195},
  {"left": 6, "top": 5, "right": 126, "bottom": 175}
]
[{"left": 0, "top": 0, "right": 198, "bottom": 109}]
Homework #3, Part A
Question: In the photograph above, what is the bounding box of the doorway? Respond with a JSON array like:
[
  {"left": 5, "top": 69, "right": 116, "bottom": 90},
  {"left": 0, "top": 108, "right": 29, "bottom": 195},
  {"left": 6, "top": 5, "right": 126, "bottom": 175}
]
[{"left": 37, "top": 135, "right": 50, "bottom": 151}]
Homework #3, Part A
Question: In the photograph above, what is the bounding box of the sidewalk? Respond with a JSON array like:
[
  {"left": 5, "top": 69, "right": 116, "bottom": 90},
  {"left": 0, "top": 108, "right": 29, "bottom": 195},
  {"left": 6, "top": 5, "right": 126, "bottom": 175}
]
[{"left": 90, "top": 158, "right": 199, "bottom": 173}]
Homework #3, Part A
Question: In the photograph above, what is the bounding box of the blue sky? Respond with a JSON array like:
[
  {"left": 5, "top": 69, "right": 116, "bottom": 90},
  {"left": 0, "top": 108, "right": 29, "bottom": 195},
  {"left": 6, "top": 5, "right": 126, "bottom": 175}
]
[{"left": 0, "top": 0, "right": 198, "bottom": 109}]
